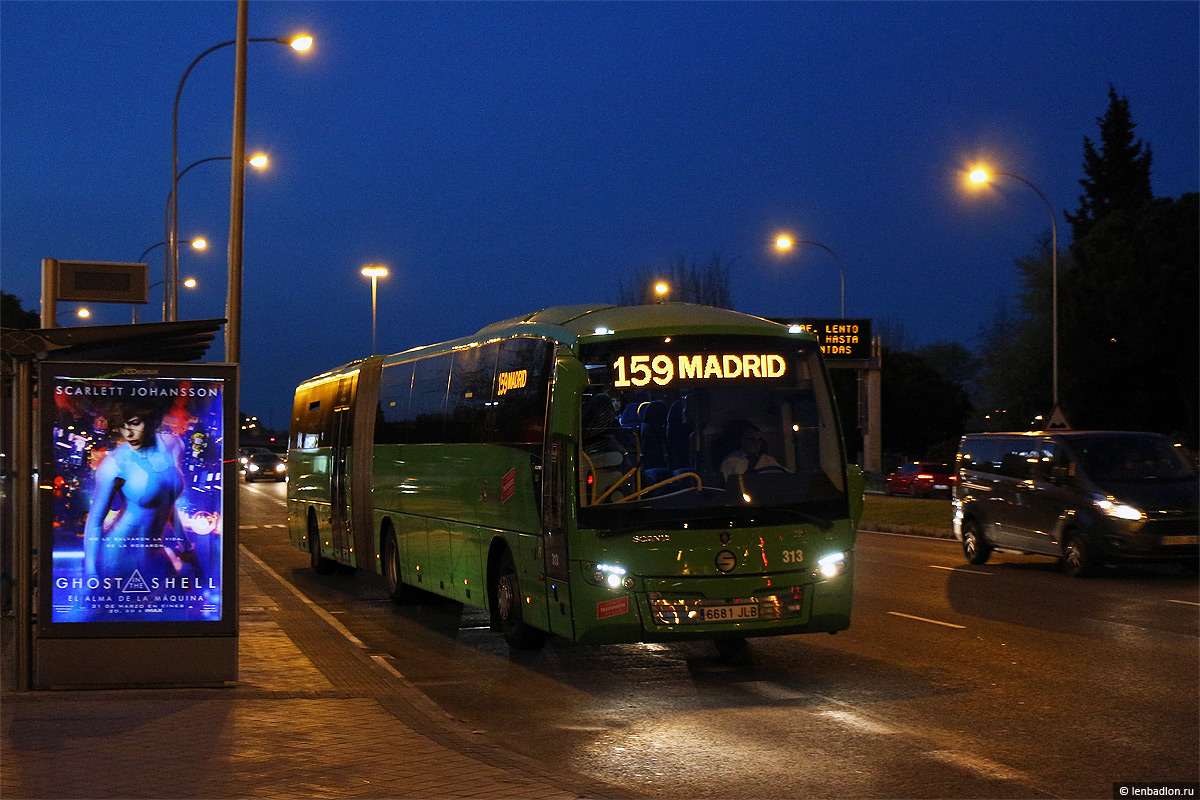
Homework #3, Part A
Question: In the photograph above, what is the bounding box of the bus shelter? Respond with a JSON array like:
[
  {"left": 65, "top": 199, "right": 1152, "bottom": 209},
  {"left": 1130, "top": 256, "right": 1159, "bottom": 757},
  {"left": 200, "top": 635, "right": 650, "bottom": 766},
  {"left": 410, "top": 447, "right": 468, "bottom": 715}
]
[{"left": 2, "top": 319, "right": 238, "bottom": 690}]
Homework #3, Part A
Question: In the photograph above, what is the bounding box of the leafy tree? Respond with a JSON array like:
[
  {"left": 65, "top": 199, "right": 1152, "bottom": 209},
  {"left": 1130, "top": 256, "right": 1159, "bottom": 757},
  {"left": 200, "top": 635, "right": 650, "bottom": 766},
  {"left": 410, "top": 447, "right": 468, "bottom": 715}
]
[
  {"left": 1, "top": 291, "right": 40, "bottom": 329},
  {"left": 1061, "top": 193, "right": 1198, "bottom": 445},
  {"left": 973, "top": 237, "right": 1061, "bottom": 429},
  {"left": 616, "top": 253, "right": 733, "bottom": 308},
  {"left": 1064, "top": 85, "right": 1153, "bottom": 241},
  {"left": 881, "top": 347, "right": 972, "bottom": 461}
]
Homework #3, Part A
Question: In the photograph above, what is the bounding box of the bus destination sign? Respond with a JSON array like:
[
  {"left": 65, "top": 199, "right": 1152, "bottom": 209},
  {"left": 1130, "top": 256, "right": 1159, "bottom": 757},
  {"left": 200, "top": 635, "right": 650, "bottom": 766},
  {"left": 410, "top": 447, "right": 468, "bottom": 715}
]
[{"left": 774, "top": 318, "right": 872, "bottom": 360}]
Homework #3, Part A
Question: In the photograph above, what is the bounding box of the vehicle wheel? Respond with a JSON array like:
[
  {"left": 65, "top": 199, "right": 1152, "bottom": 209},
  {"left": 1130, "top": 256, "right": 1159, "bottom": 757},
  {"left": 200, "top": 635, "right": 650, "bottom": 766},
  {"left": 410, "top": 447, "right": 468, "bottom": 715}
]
[
  {"left": 1062, "top": 531, "right": 1096, "bottom": 578},
  {"left": 492, "top": 548, "right": 547, "bottom": 650},
  {"left": 244, "top": 473, "right": 254, "bottom": 483},
  {"left": 308, "top": 510, "right": 336, "bottom": 575},
  {"left": 382, "top": 528, "right": 420, "bottom": 604},
  {"left": 961, "top": 517, "right": 992, "bottom": 565}
]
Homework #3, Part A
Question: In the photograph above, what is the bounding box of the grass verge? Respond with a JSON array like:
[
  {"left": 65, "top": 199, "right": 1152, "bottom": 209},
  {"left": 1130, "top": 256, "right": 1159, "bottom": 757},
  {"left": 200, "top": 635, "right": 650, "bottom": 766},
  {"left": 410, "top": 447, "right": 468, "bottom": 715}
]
[{"left": 860, "top": 493, "right": 955, "bottom": 539}]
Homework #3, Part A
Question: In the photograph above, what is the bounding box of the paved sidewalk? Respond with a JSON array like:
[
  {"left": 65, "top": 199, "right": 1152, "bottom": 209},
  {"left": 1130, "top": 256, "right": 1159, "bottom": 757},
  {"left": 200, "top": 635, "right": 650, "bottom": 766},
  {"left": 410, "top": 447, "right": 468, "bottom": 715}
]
[{"left": 1, "top": 548, "right": 635, "bottom": 800}]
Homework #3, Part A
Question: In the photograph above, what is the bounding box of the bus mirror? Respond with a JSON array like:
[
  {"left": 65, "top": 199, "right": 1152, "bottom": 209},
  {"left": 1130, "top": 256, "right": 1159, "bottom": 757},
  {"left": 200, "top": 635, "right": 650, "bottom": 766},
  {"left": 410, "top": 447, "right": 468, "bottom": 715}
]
[{"left": 846, "top": 465, "right": 864, "bottom": 524}]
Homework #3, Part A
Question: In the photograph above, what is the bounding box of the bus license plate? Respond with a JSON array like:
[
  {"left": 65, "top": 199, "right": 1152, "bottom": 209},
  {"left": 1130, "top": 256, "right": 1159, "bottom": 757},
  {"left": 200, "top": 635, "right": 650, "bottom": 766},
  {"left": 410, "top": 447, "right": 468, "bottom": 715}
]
[{"left": 701, "top": 604, "right": 759, "bottom": 622}]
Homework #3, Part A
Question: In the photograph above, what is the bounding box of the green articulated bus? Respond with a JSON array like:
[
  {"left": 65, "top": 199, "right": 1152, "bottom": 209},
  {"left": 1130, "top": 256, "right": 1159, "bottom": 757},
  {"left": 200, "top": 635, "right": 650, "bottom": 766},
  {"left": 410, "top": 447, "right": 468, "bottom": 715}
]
[{"left": 287, "top": 303, "right": 863, "bottom": 653}]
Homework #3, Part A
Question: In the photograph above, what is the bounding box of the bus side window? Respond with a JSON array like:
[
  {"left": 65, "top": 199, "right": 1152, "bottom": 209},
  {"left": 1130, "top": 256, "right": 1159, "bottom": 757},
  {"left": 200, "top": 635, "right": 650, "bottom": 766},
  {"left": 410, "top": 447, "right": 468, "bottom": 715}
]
[
  {"left": 377, "top": 361, "right": 415, "bottom": 445},
  {"left": 446, "top": 343, "right": 499, "bottom": 444},
  {"left": 407, "top": 354, "right": 452, "bottom": 444}
]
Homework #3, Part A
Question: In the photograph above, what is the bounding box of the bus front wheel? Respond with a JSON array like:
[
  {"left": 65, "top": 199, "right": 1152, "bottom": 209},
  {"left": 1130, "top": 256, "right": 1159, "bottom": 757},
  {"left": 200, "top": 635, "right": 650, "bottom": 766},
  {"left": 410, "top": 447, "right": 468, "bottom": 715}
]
[
  {"left": 308, "top": 511, "right": 336, "bottom": 575},
  {"left": 493, "top": 548, "right": 547, "bottom": 651},
  {"left": 382, "top": 528, "right": 420, "bottom": 604}
]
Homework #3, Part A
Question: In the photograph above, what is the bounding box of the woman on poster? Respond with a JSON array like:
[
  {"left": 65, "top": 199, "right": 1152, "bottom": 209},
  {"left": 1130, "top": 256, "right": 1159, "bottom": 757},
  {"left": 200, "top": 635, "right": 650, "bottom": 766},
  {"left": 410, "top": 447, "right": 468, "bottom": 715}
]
[{"left": 83, "top": 399, "right": 202, "bottom": 581}]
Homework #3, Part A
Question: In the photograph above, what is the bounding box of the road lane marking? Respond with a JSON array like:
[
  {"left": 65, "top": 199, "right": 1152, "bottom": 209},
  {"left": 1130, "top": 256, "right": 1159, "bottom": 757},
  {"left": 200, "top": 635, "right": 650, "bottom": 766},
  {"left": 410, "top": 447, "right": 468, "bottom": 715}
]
[
  {"left": 1168, "top": 599, "right": 1200, "bottom": 607},
  {"left": 887, "top": 611, "right": 966, "bottom": 629},
  {"left": 737, "top": 681, "right": 810, "bottom": 701},
  {"left": 239, "top": 544, "right": 368, "bottom": 649},
  {"left": 929, "top": 565, "right": 992, "bottom": 575},
  {"left": 815, "top": 709, "right": 897, "bottom": 734},
  {"left": 926, "top": 749, "right": 1026, "bottom": 781}
]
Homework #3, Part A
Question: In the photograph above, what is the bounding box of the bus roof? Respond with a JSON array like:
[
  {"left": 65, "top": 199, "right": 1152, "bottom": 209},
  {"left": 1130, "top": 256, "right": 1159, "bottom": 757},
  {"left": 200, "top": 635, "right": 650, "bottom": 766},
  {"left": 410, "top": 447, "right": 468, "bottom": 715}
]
[
  {"left": 477, "top": 302, "right": 803, "bottom": 342},
  {"left": 299, "top": 304, "right": 814, "bottom": 387}
]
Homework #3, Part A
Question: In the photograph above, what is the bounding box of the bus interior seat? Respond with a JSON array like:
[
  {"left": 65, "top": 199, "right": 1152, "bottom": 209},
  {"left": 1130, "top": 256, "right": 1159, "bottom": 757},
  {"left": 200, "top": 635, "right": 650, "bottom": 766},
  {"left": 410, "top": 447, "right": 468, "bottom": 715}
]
[{"left": 666, "top": 399, "right": 694, "bottom": 474}]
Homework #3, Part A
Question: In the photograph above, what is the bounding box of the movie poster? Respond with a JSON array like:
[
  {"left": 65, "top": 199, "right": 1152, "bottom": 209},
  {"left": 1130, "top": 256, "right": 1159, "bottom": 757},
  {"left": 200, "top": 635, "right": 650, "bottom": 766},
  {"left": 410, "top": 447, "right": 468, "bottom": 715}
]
[{"left": 46, "top": 370, "right": 228, "bottom": 624}]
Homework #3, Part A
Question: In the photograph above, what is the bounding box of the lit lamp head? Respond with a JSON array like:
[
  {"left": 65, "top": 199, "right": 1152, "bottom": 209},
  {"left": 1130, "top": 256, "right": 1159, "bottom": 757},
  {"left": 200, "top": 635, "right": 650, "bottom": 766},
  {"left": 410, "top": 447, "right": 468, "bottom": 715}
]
[
  {"left": 287, "top": 34, "right": 314, "bottom": 52},
  {"left": 774, "top": 235, "right": 794, "bottom": 251},
  {"left": 361, "top": 265, "right": 388, "bottom": 279},
  {"left": 968, "top": 169, "right": 990, "bottom": 184}
]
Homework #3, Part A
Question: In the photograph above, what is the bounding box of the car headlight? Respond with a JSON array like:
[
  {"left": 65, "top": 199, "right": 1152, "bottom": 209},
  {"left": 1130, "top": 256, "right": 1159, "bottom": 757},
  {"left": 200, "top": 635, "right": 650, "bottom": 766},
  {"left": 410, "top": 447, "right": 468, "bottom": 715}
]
[
  {"left": 247, "top": 464, "right": 260, "bottom": 472},
  {"left": 1095, "top": 497, "right": 1144, "bottom": 521}
]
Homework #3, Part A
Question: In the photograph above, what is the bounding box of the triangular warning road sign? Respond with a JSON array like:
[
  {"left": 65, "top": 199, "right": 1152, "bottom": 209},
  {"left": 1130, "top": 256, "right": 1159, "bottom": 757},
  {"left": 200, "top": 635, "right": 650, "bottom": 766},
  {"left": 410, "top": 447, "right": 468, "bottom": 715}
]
[{"left": 1044, "top": 405, "right": 1072, "bottom": 430}]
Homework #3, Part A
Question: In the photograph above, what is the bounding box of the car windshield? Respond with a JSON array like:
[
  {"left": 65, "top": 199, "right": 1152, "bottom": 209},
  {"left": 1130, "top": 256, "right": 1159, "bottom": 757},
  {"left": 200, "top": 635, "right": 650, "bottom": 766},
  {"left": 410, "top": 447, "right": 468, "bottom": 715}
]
[
  {"left": 249, "top": 453, "right": 280, "bottom": 465},
  {"left": 576, "top": 334, "right": 847, "bottom": 531},
  {"left": 1069, "top": 435, "right": 1196, "bottom": 483}
]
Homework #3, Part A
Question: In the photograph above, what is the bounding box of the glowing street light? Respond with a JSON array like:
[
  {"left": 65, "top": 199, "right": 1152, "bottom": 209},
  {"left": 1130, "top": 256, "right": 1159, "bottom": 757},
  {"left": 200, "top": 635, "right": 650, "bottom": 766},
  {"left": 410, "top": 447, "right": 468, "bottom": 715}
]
[
  {"left": 774, "top": 234, "right": 846, "bottom": 317},
  {"left": 361, "top": 265, "right": 389, "bottom": 352},
  {"left": 968, "top": 166, "right": 1060, "bottom": 407},
  {"left": 654, "top": 282, "right": 669, "bottom": 303}
]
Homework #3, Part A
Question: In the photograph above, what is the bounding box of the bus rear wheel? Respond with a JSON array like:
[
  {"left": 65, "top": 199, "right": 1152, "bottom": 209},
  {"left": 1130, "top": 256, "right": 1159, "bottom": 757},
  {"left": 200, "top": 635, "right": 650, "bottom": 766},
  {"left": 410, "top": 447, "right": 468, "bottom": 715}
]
[
  {"left": 308, "top": 511, "right": 336, "bottom": 575},
  {"left": 493, "top": 548, "right": 547, "bottom": 651}
]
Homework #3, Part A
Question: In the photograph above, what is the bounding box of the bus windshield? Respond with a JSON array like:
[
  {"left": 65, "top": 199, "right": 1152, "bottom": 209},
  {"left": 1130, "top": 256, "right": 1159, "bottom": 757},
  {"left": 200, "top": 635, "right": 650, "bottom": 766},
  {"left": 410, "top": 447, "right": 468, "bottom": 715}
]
[{"left": 576, "top": 335, "right": 847, "bottom": 531}]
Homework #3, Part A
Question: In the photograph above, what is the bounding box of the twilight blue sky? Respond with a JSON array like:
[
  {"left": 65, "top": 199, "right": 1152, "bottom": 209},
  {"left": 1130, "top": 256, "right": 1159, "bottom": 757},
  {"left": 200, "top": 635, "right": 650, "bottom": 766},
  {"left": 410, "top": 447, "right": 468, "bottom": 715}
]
[{"left": 2, "top": 1, "right": 1197, "bottom": 428}]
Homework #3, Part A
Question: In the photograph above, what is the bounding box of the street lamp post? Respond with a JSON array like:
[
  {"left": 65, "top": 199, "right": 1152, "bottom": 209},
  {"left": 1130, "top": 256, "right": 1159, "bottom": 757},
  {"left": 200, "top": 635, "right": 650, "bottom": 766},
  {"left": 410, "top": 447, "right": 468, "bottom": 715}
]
[
  {"left": 163, "top": 154, "right": 267, "bottom": 321},
  {"left": 361, "top": 265, "right": 389, "bottom": 352},
  {"left": 169, "top": 32, "right": 311, "bottom": 322},
  {"left": 138, "top": 239, "right": 205, "bottom": 322},
  {"left": 774, "top": 236, "right": 846, "bottom": 317},
  {"left": 968, "top": 168, "right": 1059, "bottom": 408}
]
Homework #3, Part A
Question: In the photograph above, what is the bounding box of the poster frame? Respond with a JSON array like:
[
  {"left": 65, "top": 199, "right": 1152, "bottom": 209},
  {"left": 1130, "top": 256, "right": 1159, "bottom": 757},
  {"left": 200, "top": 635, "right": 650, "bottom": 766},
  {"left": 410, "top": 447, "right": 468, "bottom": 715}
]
[{"left": 36, "top": 360, "right": 238, "bottom": 639}]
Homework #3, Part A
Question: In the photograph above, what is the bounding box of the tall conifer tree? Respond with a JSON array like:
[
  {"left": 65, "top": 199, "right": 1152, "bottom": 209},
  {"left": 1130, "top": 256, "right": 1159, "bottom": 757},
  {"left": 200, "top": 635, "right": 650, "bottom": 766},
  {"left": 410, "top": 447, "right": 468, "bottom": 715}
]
[{"left": 1064, "top": 85, "right": 1153, "bottom": 240}]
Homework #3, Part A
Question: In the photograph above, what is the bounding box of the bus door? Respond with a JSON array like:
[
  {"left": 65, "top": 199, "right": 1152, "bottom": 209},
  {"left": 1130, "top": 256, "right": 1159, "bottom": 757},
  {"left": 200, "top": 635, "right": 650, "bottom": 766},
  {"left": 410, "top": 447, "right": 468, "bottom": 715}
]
[
  {"left": 541, "top": 433, "right": 574, "bottom": 638},
  {"left": 329, "top": 375, "right": 356, "bottom": 562}
]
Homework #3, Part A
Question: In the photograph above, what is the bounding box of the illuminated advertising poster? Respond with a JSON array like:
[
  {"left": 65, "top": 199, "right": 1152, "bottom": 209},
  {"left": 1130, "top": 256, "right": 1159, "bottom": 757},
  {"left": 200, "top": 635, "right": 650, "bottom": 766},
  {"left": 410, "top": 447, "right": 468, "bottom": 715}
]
[{"left": 40, "top": 362, "right": 236, "bottom": 632}]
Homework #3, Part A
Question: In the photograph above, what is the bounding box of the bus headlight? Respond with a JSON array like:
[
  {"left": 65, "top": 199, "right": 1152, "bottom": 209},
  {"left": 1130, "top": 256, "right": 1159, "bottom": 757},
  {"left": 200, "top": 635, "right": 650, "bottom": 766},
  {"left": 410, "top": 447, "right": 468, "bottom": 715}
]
[
  {"left": 816, "top": 552, "right": 848, "bottom": 579},
  {"left": 594, "top": 563, "right": 629, "bottom": 589}
]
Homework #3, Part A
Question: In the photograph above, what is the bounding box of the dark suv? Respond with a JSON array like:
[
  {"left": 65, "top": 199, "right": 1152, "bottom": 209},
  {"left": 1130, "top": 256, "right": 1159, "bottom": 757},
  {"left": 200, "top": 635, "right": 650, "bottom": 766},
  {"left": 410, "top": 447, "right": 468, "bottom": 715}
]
[{"left": 953, "top": 431, "right": 1198, "bottom": 577}]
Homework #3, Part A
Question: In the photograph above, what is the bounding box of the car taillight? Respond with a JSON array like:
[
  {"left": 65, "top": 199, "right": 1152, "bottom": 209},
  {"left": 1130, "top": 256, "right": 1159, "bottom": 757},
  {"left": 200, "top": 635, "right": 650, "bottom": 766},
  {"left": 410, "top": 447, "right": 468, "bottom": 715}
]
[{"left": 917, "top": 474, "right": 934, "bottom": 480}]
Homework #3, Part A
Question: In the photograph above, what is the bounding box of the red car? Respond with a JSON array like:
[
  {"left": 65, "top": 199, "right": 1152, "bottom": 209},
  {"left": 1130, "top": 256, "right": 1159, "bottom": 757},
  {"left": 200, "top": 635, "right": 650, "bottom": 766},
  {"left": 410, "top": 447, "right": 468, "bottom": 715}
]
[{"left": 886, "top": 462, "right": 956, "bottom": 497}]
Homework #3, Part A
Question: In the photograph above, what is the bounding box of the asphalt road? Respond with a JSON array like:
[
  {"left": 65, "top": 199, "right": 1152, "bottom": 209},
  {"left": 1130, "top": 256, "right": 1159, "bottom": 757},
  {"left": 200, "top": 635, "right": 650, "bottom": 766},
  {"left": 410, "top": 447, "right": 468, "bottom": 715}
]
[{"left": 240, "top": 481, "right": 1199, "bottom": 799}]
